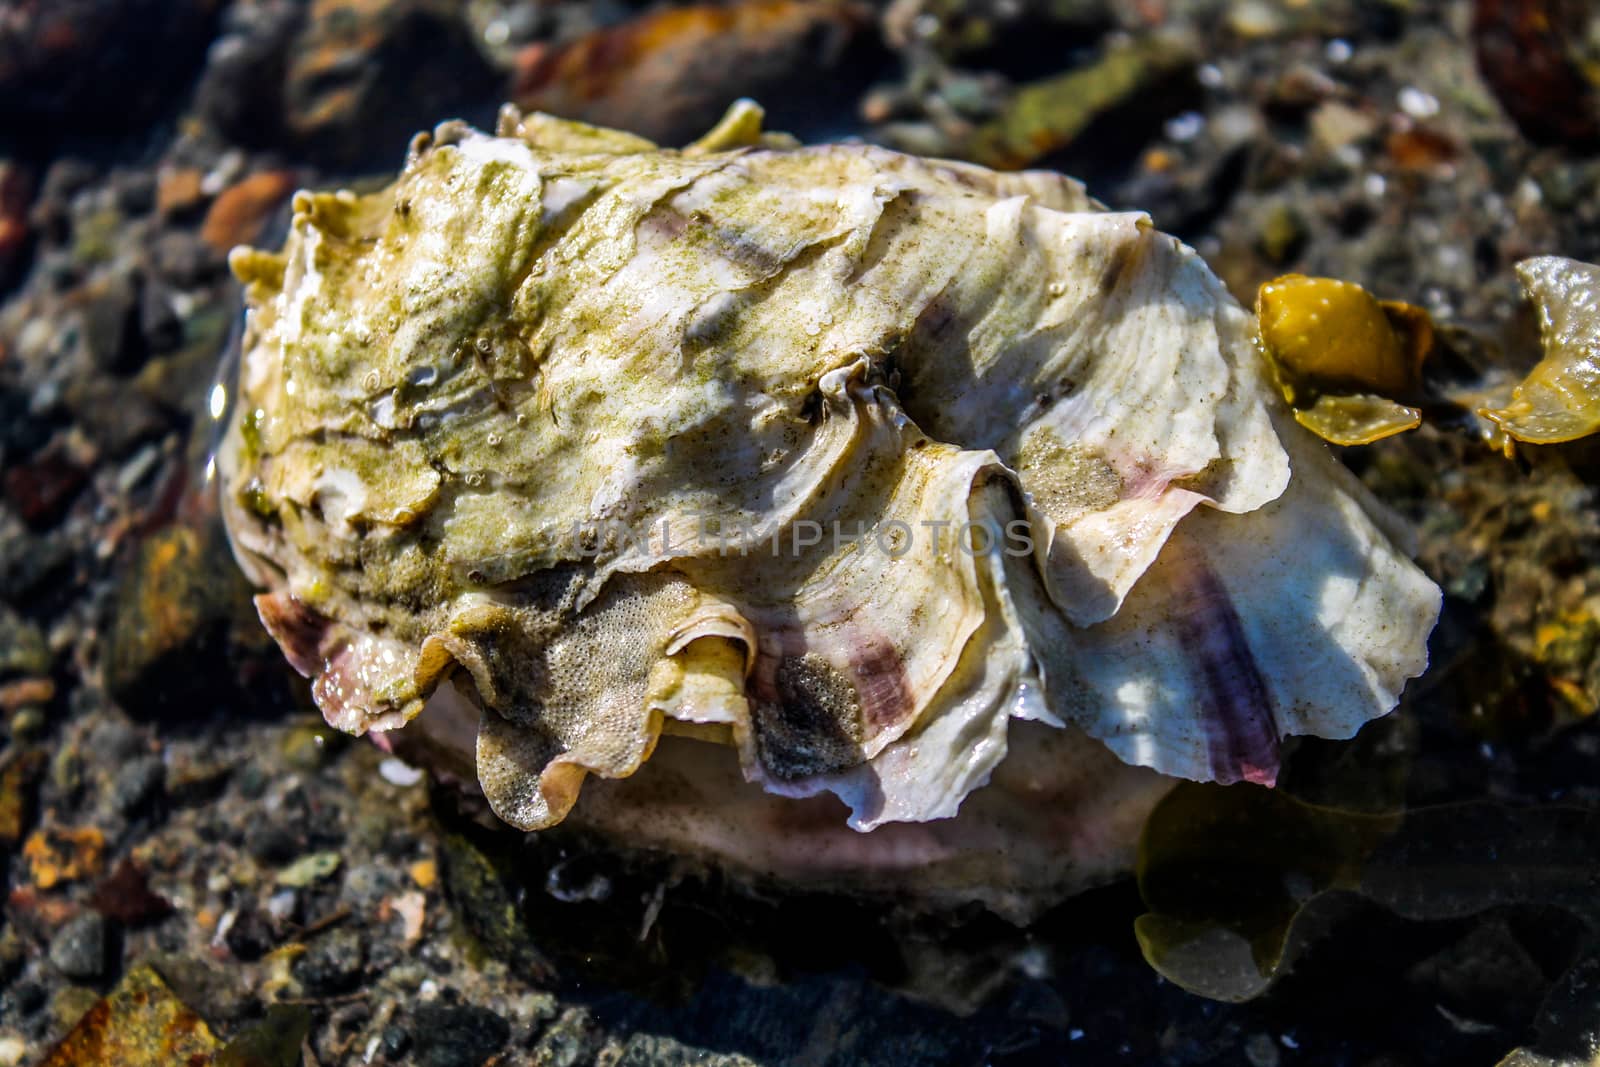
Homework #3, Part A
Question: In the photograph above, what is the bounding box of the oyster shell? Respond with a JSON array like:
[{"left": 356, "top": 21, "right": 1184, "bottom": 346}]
[{"left": 218, "top": 102, "right": 1440, "bottom": 907}]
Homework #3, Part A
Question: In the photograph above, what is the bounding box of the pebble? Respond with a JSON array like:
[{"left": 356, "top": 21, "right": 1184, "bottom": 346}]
[
  {"left": 48, "top": 912, "right": 110, "bottom": 980},
  {"left": 109, "top": 755, "right": 165, "bottom": 815},
  {"left": 378, "top": 757, "right": 424, "bottom": 787},
  {"left": 410, "top": 1003, "right": 511, "bottom": 1067},
  {"left": 291, "top": 927, "right": 366, "bottom": 996},
  {"left": 274, "top": 850, "right": 341, "bottom": 888}
]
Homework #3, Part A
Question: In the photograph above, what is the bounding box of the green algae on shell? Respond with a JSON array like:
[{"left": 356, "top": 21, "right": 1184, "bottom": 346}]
[{"left": 217, "top": 102, "right": 1440, "bottom": 912}]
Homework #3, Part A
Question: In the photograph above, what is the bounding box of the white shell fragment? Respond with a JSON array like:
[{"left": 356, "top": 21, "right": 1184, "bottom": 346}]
[{"left": 219, "top": 102, "right": 1440, "bottom": 900}]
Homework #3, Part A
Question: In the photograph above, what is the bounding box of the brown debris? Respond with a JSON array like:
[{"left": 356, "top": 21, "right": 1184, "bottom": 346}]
[
  {"left": 156, "top": 167, "right": 207, "bottom": 218},
  {"left": 0, "top": 675, "right": 54, "bottom": 713},
  {"left": 23, "top": 825, "right": 107, "bottom": 890},
  {"left": 38, "top": 964, "right": 221, "bottom": 1067},
  {"left": 90, "top": 859, "right": 175, "bottom": 926},
  {"left": 200, "top": 171, "right": 296, "bottom": 253},
  {"left": 1473, "top": 0, "right": 1600, "bottom": 147},
  {"left": 1, "top": 448, "right": 88, "bottom": 529},
  {"left": 510, "top": 0, "right": 875, "bottom": 146},
  {"left": 0, "top": 748, "right": 47, "bottom": 847}
]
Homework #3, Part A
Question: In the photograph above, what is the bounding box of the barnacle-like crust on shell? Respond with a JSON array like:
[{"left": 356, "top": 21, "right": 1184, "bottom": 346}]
[{"left": 221, "top": 103, "right": 1440, "bottom": 834}]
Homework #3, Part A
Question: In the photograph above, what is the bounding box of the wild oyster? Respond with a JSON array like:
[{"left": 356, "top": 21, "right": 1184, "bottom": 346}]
[{"left": 219, "top": 102, "right": 1440, "bottom": 913}]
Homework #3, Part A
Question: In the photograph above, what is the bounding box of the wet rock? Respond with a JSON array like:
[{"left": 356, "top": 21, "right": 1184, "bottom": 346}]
[
  {"left": 0, "top": 675, "right": 52, "bottom": 714},
  {"left": 510, "top": 0, "right": 879, "bottom": 147},
  {"left": 245, "top": 823, "right": 303, "bottom": 866},
  {"left": 155, "top": 167, "right": 206, "bottom": 219},
  {"left": 291, "top": 926, "right": 366, "bottom": 996},
  {"left": 193, "top": 0, "right": 305, "bottom": 147},
  {"left": 530, "top": 1007, "right": 605, "bottom": 1067},
  {"left": 274, "top": 850, "right": 341, "bottom": 887},
  {"left": 411, "top": 1002, "right": 511, "bottom": 1067},
  {"left": 283, "top": 0, "right": 498, "bottom": 168},
  {"left": 107, "top": 754, "right": 165, "bottom": 816},
  {"left": 611, "top": 1035, "right": 761, "bottom": 1067},
  {"left": 216, "top": 1004, "right": 312, "bottom": 1067},
  {"left": 200, "top": 171, "right": 296, "bottom": 253},
  {"left": 1474, "top": 0, "right": 1600, "bottom": 147},
  {"left": 104, "top": 524, "right": 272, "bottom": 720},
  {"left": 1, "top": 445, "right": 88, "bottom": 528},
  {"left": 90, "top": 859, "right": 174, "bottom": 925},
  {"left": 37, "top": 964, "right": 220, "bottom": 1067},
  {"left": 0, "top": 607, "right": 48, "bottom": 678},
  {"left": 0, "top": 0, "right": 220, "bottom": 128},
  {"left": 48, "top": 912, "right": 110, "bottom": 980},
  {"left": 222, "top": 905, "right": 277, "bottom": 961},
  {"left": 81, "top": 272, "right": 145, "bottom": 375}
]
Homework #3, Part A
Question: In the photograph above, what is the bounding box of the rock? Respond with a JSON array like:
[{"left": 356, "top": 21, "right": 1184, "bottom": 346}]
[
  {"left": 89, "top": 859, "right": 174, "bottom": 925},
  {"left": 154, "top": 167, "right": 206, "bottom": 219},
  {"left": 529, "top": 1007, "right": 604, "bottom": 1067},
  {"left": 1, "top": 445, "right": 88, "bottom": 528},
  {"left": 192, "top": 0, "right": 305, "bottom": 147},
  {"left": 274, "top": 850, "right": 341, "bottom": 887},
  {"left": 107, "top": 755, "right": 165, "bottom": 816},
  {"left": 0, "top": 676, "right": 53, "bottom": 714},
  {"left": 214, "top": 1004, "right": 311, "bottom": 1067},
  {"left": 612, "top": 1034, "right": 762, "bottom": 1067},
  {"left": 200, "top": 171, "right": 295, "bottom": 253},
  {"left": 22, "top": 825, "right": 105, "bottom": 889},
  {"left": 48, "top": 912, "right": 110, "bottom": 980},
  {"left": 0, "top": 607, "right": 49, "bottom": 677},
  {"left": 81, "top": 272, "right": 145, "bottom": 375},
  {"left": 0, "top": 0, "right": 221, "bottom": 128},
  {"left": 37, "top": 964, "right": 220, "bottom": 1067},
  {"left": 222, "top": 905, "right": 277, "bottom": 961},
  {"left": 103, "top": 524, "right": 269, "bottom": 720},
  {"left": 283, "top": 0, "right": 498, "bottom": 168},
  {"left": 511, "top": 0, "right": 878, "bottom": 147},
  {"left": 410, "top": 1003, "right": 511, "bottom": 1067},
  {"left": 290, "top": 926, "right": 366, "bottom": 996},
  {"left": 1474, "top": 0, "right": 1600, "bottom": 147}
]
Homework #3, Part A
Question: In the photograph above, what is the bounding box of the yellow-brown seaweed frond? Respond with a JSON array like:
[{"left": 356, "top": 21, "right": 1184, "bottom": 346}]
[
  {"left": 1255, "top": 274, "right": 1433, "bottom": 447},
  {"left": 1479, "top": 256, "right": 1600, "bottom": 448}
]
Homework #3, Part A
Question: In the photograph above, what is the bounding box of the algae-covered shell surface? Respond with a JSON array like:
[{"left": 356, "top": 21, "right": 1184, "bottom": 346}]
[{"left": 218, "top": 103, "right": 1440, "bottom": 909}]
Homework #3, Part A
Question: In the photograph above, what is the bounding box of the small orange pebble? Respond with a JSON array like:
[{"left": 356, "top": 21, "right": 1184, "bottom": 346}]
[
  {"left": 408, "top": 858, "right": 437, "bottom": 890},
  {"left": 22, "top": 825, "right": 106, "bottom": 890},
  {"left": 1256, "top": 274, "right": 1430, "bottom": 396}
]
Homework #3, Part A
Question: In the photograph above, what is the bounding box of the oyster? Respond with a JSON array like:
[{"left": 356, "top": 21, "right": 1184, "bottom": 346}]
[{"left": 218, "top": 102, "right": 1440, "bottom": 911}]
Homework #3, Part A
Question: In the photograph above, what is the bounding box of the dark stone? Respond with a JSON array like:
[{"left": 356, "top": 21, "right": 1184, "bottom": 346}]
[
  {"left": 290, "top": 927, "right": 366, "bottom": 996},
  {"left": 2, "top": 979, "right": 46, "bottom": 1017},
  {"left": 410, "top": 1003, "right": 511, "bottom": 1067},
  {"left": 48, "top": 912, "right": 110, "bottom": 980},
  {"left": 381, "top": 1025, "right": 410, "bottom": 1057},
  {"left": 82, "top": 273, "right": 146, "bottom": 375},
  {"left": 223, "top": 906, "right": 277, "bottom": 962},
  {"left": 245, "top": 824, "right": 302, "bottom": 866},
  {"left": 0, "top": 0, "right": 222, "bottom": 132},
  {"left": 1, "top": 447, "right": 88, "bottom": 529},
  {"left": 138, "top": 278, "right": 184, "bottom": 356},
  {"left": 192, "top": 0, "right": 305, "bottom": 149},
  {"left": 282, "top": 0, "right": 499, "bottom": 169},
  {"left": 108, "top": 755, "right": 165, "bottom": 815}
]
